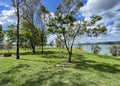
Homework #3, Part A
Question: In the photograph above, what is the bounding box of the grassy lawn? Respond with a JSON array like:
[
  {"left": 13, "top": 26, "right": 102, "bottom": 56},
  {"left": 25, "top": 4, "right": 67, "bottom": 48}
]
[{"left": 0, "top": 48, "right": 120, "bottom": 86}]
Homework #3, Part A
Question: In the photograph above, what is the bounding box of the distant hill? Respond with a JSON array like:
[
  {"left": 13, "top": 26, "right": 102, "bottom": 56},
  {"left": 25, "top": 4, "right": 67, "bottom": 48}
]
[{"left": 81, "top": 41, "right": 120, "bottom": 45}]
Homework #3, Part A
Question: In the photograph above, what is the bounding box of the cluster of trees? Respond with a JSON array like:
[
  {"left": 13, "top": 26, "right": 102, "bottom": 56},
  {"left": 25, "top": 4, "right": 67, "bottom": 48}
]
[
  {"left": 3, "top": 24, "right": 47, "bottom": 50},
  {"left": 0, "top": 0, "right": 107, "bottom": 62},
  {"left": 10, "top": 0, "right": 49, "bottom": 59}
]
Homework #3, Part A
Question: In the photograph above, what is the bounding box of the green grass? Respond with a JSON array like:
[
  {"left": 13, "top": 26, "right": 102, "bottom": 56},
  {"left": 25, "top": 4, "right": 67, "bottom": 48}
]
[{"left": 0, "top": 48, "right": 120, "bottom": 86}]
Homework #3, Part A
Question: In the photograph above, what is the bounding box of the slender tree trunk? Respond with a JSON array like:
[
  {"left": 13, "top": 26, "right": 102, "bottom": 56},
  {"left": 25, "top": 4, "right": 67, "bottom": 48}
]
[
  {"left": 68, "top": 47, "right": 73, "bottom": 63},
  {"left": 16, "top": 0, "right": 20, "bottom": 59},
  {"left": 24, "top": 42, "right": 26, "bottom": 51},
  {"left": 41, "top": 29, "right": 44, "bottom": 54},
  {"left": 31, "top": 45, "right": 35, "bottom": 54},
  {"left": 68, "top": 52, "right": 72, "bottom": 63},
  {"left": 31, "top": 5, "right": 36, "bottom": 55}
]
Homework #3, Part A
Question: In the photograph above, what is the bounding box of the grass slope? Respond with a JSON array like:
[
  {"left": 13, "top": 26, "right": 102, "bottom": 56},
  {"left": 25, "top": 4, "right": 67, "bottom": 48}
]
[{"left": 0, "top": 48, "right": 120, "bottom": 86}]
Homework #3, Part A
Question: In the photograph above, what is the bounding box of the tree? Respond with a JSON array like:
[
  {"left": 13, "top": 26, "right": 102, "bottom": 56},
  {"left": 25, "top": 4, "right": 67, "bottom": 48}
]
[
  {"left": 5, "top": 41, "right": 12, "bottom": 52},
  {"left": 0, "top": 24, "right": 4, "bottom": 51},
  {"left": 11, "top": 0, "right": 23, "bottom": 59},
  {"left": 91, "top": 44, "right": 101, "bottom": 54},
  {"left": 37, "top": 4, "right": 49, "bottom": 54},
  {"left": 21, "top": 0, "right": 40, "bottom": 54},
  {"left": 47, "top": 0, "right": 84, "bottom": 62},
  {"left": 77, "top": 42, "right": 82, "bottom": 49},
  {"left": 49, "top": 41, "right": 54, "bottom": 48},
  {"left": 4, "top": 25, "right": 17, "bottom": 42},
  {"left": 47, "top": 0, "right": 107, "bottom": 63},
  {"left": 55, "top": 36, "right": 64, "bottom": 51},
  {"left": 20, "top": 20, "right": 47, "bottom": 51},
  {"left": 110, "top": 45, "right": 120, "bottom": 56}
]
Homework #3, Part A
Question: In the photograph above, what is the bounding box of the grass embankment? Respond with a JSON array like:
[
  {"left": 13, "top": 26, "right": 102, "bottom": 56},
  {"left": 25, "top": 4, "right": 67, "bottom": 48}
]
[{"left": 0, "top": 48, "right": 120, "bottom": 86}]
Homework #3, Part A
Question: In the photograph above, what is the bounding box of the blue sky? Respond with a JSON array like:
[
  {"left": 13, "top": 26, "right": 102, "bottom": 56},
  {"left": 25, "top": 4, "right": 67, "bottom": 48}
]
[{"left": 0, "top": 0, "right": 120, "bottom": 43}]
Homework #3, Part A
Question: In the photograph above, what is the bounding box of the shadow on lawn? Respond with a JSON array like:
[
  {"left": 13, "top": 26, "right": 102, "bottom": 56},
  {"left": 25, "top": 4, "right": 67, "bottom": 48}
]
[
  {"left": 74, "top": 54, "right": 120, "bottom": 73},
  {"left": 97, "top": 54, "right": 120, "bottom": 61},
  {"left": 20, "top": 50, "right": 68, "bottom": 59},
  {"left": 19, "top": 51, "right": 57, "bottom": 55},
  {"left": 21, "top": 69, "right": 68, "bottom": 86},
  {"left": 0, "top": 64, "right": 30, "bottom": 86},
  {"left": 20, "top": 68, "right": 83, "bottom": 86}
]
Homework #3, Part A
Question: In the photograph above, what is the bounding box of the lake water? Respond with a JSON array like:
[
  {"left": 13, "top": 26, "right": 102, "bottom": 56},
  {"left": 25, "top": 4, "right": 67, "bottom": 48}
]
[{"left": 81, "top": 44, "right": 118, "bottom": 56}]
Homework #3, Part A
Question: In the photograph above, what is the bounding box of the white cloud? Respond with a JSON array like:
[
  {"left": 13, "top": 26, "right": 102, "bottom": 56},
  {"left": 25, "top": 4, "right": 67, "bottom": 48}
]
[
  {"left": 0, "top": 8, "right": 16, "bottom": 25},
  {"left": 79, "top": 0, "right": 120, "bottom": 42}
]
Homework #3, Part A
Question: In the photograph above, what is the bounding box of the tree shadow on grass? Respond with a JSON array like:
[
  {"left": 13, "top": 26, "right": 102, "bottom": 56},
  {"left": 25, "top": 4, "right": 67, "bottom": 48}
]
[
  {"left": 0, "top": 77, "right": 13, "bottom": 86},
  {"left": 20, "top": 68, "right": 84, "bottom": 86},
  {"left": 97, "top": 54, "right": 120, "bottom": 61},
  {"left": 0, "top": 64, "right": 30, "bottom": 86},
  {"left": 40, "top": 53, "right": 67, "bottom": 58},
  {"left": 19, "top": 51, "right": 58, "bottom": 55},
  {"left": 20, "top": 69, "right": 69, "bottom": 86},
  {"left": 74, "top": 55, "right": 120, "bottom": 73}
]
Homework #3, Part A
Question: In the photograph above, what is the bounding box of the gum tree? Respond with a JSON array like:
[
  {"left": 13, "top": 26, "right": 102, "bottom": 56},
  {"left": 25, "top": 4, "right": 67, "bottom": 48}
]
[{"left": 47, "top": 0, "right": 107, "bottom": 63}]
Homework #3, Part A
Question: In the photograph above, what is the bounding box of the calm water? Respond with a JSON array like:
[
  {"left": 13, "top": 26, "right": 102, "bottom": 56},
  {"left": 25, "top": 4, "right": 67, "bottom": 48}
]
[{"left": 81, "top": 44, "right": 117, "bottom": 56}]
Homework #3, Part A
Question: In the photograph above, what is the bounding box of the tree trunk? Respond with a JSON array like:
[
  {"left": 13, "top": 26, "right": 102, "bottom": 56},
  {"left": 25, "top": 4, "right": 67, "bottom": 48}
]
[
  {"left": 68, "top": 52, "right": 72, "bottom": 63},
  {"left": 41, "top": 43, "right": 43, "bottom": 54},
  {"left": 31, "top": 5, "right": 36, "bottom": 55},
  {"left": 41, "top": 29, "right": 44, "bottom": 54},
  {"left": 24, "top": 42, "right": 26, "bottom": 51},
  {"left": 31, "top": 44, "right": 35, "bottom": 54},
  {"left": 16, "top": 0, "right": 20, "bottom": 59}
]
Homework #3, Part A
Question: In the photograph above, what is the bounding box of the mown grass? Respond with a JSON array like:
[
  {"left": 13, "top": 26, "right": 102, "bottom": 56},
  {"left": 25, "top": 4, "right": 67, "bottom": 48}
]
[{"left": 0, "top": 48, "right": 120, "bottom": 86}]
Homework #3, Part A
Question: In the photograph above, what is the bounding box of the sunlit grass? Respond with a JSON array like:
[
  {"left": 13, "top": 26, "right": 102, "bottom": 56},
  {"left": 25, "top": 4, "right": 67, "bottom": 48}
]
[{"left": 0, "top": 48, "right": 120, "bottom": 86}]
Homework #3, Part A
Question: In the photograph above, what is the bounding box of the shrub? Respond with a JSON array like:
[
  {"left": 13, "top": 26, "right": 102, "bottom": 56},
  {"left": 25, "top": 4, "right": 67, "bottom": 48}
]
[
  {"left": 91, "top": 44, "right": 101, "bottom": 54},
  {"left": 110, "top": 45, "right": 120, "bottom": 56}
]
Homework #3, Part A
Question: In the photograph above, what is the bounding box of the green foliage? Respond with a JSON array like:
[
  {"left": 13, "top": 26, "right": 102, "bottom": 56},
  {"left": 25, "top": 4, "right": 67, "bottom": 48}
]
[
  {"left": 4, "top": 24, "right": 17, "bottom": 43},
  {"left": 77, "top": 43, "right": 82, "bottom": 49},
  {"left": 0, "top": 24, "right": 4, "bottom": 46},
  {"left": 47, "top": 0, "right": 84, "bottom": 62},
  {"left": 49, "top": 41, "right": 54, "bottom": 47},
  {"left": 91, "top": 16, "right": 102, "bottom": 25},
  {"left": 21, "top": 21, "right": 47, "bottom": 48},
  {"left": 110, "top": 45, "right": 120, "bottom": 56},
  {"left": 55, "top": 37, "right": 64, "bottom": 50}
]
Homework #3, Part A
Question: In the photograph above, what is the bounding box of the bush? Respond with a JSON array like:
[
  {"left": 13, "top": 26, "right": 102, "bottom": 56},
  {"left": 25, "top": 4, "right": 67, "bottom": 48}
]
[
  {"left": 91, "top": 44, "right": 101, "bottom": 54},
  {"left": 4, "top": 53, "right": 12, "bottom": 57},
  {"left": 110, "top": 45, "right": 120, "bottom": 56}
]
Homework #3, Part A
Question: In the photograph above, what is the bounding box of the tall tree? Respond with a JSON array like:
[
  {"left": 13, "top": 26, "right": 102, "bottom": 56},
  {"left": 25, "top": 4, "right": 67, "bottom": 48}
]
[
  {"left": 21, "top": 0, "right": 43, "bottom": 54},
  {"left": 47, "top": 0, "right": 84, "bottom": 62},
  {"left": 11, "top": 0, "right": 23, "bottom": 59},
  {"left": 0, "top": 24, "right": 4, "bottom": 51},
  {"left": 37, "top": 4, "right": 49, "bottom": 54},
  {"left": 47, "top": 0, "right": 107, "bottom": 62},
  {"left": 20, "top": 20, "right": 47, "bottom": 51}
]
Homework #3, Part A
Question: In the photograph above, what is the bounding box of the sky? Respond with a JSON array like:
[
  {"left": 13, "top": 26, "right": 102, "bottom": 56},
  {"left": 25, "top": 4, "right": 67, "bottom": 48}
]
[{"left": 0, "top": 0, "right": 120, "bottom": 43}]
